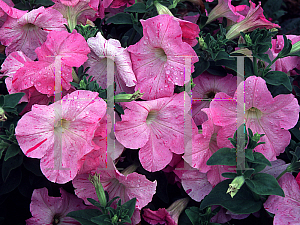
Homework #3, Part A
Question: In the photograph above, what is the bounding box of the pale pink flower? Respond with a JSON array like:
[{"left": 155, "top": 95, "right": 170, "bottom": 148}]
[
  {"left": 115, "top": 92, "right": 194, "bottom": 172},
  {"left": 83, "top": 32, "right": 136, "bottom": 94},
  {"left": 210, "top": 76, "right": 299, "bottom": 161},
  {"left": 0, "top": 0, "right": 26, "bottom": 21},
  {"left": 226, "top": 1, "right": 280, "bottom": 40},
  {"left": 297, "top": 173, "right": 300, "bottom": 189},
  {"left": 264, "top": 173, "right": 300, "bottom": 225},
  {"left": 206, "top": 0, "right": 243, "bottom": 24},
  {"left": 0, "top": 7, "right": 67, "bottom": 60},
  {"left": 270, "top": 35, "right": 300, "bottom": 74},
  {"left": 191, "top": 72, "right": 237, "bottom": 126},
  {"left": 15, "top": 90, "right": 107, "bottom": 184},
  {"left": 73, "top": 161, "right": 156, "bottom": 224},
  {"left": 128, "top": 14, "right": 198, "bottom": 100},
  {"left": 12, "top": 30, "right": 90, "bottom": 96},
  {"left": 26, "top": 187, "right": 88, "bottom": 225}
]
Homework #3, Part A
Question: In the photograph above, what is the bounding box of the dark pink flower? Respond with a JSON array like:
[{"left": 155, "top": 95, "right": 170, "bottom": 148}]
[
  {"left": 226, "top": 1, "right": 280, "bottom": 40},
  {"left": 128, "top": 14, "right": 198, "bottom": 100},
  {"left": 143, "top": 198, "right": 189, "bottom": 225},
  {"left": 26, "top": 187, "right": 88, "bottom": 225}
]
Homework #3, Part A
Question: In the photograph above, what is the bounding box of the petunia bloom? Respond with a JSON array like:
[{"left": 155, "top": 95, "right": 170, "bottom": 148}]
[
  {"left": 264, "top": 173, "right": 300, "bottom": 225},
  {"left": 0, "top": 6, "right": 67, "bottom": 60},
  {"left": 128, "top": 14, "right": 198, "bottom": 100},
  {"left": 115, "top": 91, "right": 195, "bottom": 172},
  {"left": 226, "top": 1, "right": 280, "bottom": 40},
  {"left": 269, "top": 35, "right": 300, "bottom": 74},
  {"left": 83, "top": 32, "right": 136, "bottom": 94},
  {"left": 12, "top": 30, "right": 90, "bottom": 96},
  {"left": 209, "top": 76, "right": 299, "bottom": 161},
  {"left": 15, "top": 90, "right": 107, "bottom": 184},
  {"left": 143, "top": 198, "right": 189, "bottom": 225},
  {"left": 191, "top": 72, "right": 237, "bottom": 126},
  {"left": 26, "top": 187, "right": 89, "bottom": 225}
]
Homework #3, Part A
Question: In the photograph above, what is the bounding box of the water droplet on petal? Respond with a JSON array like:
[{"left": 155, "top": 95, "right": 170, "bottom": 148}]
[
  {"left": 37, "top": 82, "right": 41, "bottom": 86},
  {"left": 166, "top": 70, "right": 170, "bottom": 75},
  {"left": 47, "top": 86, "right": 52, "bottom": 91}
]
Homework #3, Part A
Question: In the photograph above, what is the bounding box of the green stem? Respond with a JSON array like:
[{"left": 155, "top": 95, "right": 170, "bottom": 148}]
[
  {"left": 253, "top": 56, "right": 258, "bottom": 76},
  {"left": 276, "top": 169, "right": 287, "bottom": 181},
  {"left": 265, "top": 56, "right": 279, "bottom": 71}
]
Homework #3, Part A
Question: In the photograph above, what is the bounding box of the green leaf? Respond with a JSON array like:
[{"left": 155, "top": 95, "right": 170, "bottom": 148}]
[
  {"left": 200, "top": 179, "right": 263, "bottom": 214},
  {"left": 124, "top": 2, "right": 146, "bottom": 13},
  {"left": 206, "top": 148, "right": 236, "bottom": 166},
  {"left": 253, "top": 53, "right": 271, "bottom": 64},
  {"left": 215, "top": 51, "right": 229, "bottom": 61},
  {"left": 91, "top": 214, "right": 112, "bottom": 225},
  {"left": 23, "top": 157, "right": 43, "bottom": 176},
  {"left": 185, "top": 207, "right": 201, "bottom": 225},
  {"left": 121, "top": 198, "right": 136, "bottom": 219},
  {"left": 66, "top": 209, "right": 101, "bottom": 225},
  {"left": 0, "top": 95, "right": 4, "bottom": 106},
  {"left": 2, "top": 153, "right": 23, "bottom": 182},
  {"left": 251, "top": 152, "right": 272, "bottom": 166},
  {"left": 34, "top": 0, "right": 54, "bottom": 6},
  {"left": 251, "top": 163, "right": 267, "bottom": 174},
  {"left": 192, "top": 57, "right": 209, "bottom": 78},
  {"left": 4, "top": 144, "right": 20, "bottom": 161},
  {"left": 87, "top": 198, "right": 104, "bottom": 210},
  {"left": 264, "top": 71, "right": 292, "bottom": 91},
  {"left": 277, "top": 35, "right": 292, "bottom": 58},
  {"left": 249, "top": 173, "right": 284, "bottom": 196},
  {"left": 115, "top": 103, "right": 124, "bottom": 115},
  {"left": 221, "top": 172, "right": 237, "bottom": 179},
  {"left": 0, "top": 166, "right": 22, "bottom": 195},
  {"left": 245, "top": 149, "right": 254, "bottom": 161},
  {"left": 106, "top": 13, "right": 133, "bottom": 25},
  {"left": 3, "top": 93, "right": 25, "bottom": 108}
]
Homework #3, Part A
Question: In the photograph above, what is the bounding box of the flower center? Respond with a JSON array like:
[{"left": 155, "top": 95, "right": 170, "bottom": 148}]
[
  {"left": 146, "top": 110, "right": 158, "bottom": 124},
  {"left": 23, "top": 23, "right": 37, "bottom": 30},
  {"left": 52, "top": 214, "right": 60, "bottom": 225},
  {"left": 205, "top": 90, "right": 216, "bottom": 99},
  {"left": 154, "top": 48, "right": 167, "bottom": 62},
  {"left": 245, "top": 107, "right": 262, "bottom": 120},
  {"left": 54, "top": 119, "right": 70, "bottom": 131}
]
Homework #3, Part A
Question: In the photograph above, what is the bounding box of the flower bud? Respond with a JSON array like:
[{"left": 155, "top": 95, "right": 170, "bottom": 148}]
[
  {"left": 0, "top": 107, "right": 7, "bottom": 122},
  {"left": 88, "top": 172, "right": 107, "bottom": 207},
  {"left": 252, "top": 132, "right": 261, "bottom": 143},
  {"left": 198, "top": 36, "right": 208, "bottom": 50},
  {"left": 114, "top": 90, "right": 143, "bottom": 102},
  {"left": 226, "top": 176, "right": 245, "bottom": 198},
  {"left": 290, "top": 40, "right": 300, "bottom": 55},
  {"left": 244, "top": 34, "right": 252, "bottom": 46},
  {"left": 166, "top": 197, "right": 189, "bottom": 224},
  {"left": 154, "top": 1, "right": 173, "bottom": 16}
]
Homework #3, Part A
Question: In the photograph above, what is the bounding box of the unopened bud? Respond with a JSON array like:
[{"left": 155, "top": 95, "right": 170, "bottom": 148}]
[
  {"left": 154, "top": 1, "right": 173, "bottom": 16},
  {"left": 244, "top": 34, "right": 252, "bottom": 46},
  {"left": 290, "top": 41, "right": 300, "bottom": 55},
  {"left": 88, "top": 172, "right": 107, "bottom": 207},
  {"left": 114, "top": 90, "right": 143, "bottom": 102},
  {"left": 226, "top": 176, "right": 245, "bottom": 198},
  {"left": 198, "top": 36, "right": 207, "bottom": 50},
  {"left": 0, "top": 107, "right": 7, "bottom": 122}
]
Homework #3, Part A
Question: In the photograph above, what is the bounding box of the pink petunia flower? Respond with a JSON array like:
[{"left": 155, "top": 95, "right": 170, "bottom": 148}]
[
  {"left": 269, "top": 35, "right": 300, "bottom": 74},
  {"left": 83, "top": 32, "right": 136, "bottom": 94},
  {"left": 209, "top": 76, "right": 299, "bottom": 161},
  {"left": 115, "top": 91, "right": 195, "bottom": 172},
  {"left": 52, "top": 0, "right": 98, "bottom": 30},
  {"left": 226, "top": 1, "right": 280, "bottom": 40},
  {"left": 128, "top": 14, "right": 198, "bottom": 100},
  {"left": 206, "top": 0, "right": 244, "bottom": 24},
  {"left": 15, "top": 90, "right": 107, "bottom": 184},
  {"left": 296, "top": 172, "right": 300, "bottom": 189},
  {"left": 0, "top": 6, "right": 67, "bottom": 60},
  {"left": 143, "top": 198, "right": 189, "bottom": 225},
  {"left": 191, "top": 72, "right": 237, "bottom": 126},
  {"left": 12, "top": 30, "right": 90, "bottom": 96},
  {"left": 264, "top": 173, "right": 300, "bottom": 225},
  {"left": 26, "top": 187, "right": 89, "bottom": 225}
]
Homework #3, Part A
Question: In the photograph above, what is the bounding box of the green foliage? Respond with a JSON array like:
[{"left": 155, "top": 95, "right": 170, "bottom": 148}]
[
  {"left": 185, "top": 206, "right": 221, "bottom": 225},
  {"left": 75, "top": 24, "right": 99, "bottom": 41},
  {"left": 13, "top": 0, "right": 54, "bottom": 10},
  {"left": 106, "top": 13, "right": 134, "bottom": 25}
]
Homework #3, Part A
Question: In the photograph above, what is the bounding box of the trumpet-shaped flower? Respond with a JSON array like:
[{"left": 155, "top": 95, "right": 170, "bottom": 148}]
[
  {"left": 15, "top": 90, "right": 107, "bottom": 184},
  {"left": 206, "top": 0, "right": 243, "bottom": 24},
  {"left": 226, "top": 1, "right": 280, "bottom": 40},
  {"left": 128, "top": 14, "right": 198, "bottom": 100},
  {"left": 12, "top": 30, "right": 90, "bottom": 96},
  {"left": 264, "top": 173, "right": 300, "bottom": 225},
  {"left": 209, "top": 76, "right": 299, "bottom": 161},
  {"left": 115, "top": 91, "right": 194, "bottom": 172},
  {"left": 192, "top": 72, "right": 237, "bottom": 126},
  {"left": 0, "top": 7, "right": 67, "bottom": 60},
  {"left": 270, "top": 35, "right": 300, "bottom": 73},
  {"left": 26, "top": 187, "right": 88, "bottom": 225},
  {"left": 83, "top": 32, "right": 136, "bottom": 94}
]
